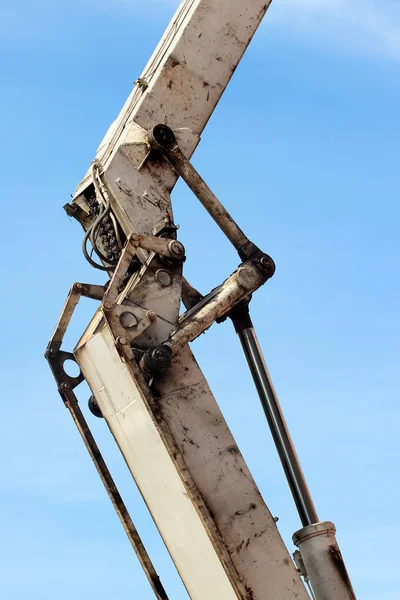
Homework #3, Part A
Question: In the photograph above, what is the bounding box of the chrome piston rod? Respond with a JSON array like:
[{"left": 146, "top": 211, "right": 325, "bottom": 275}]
[{"left": 231, "top": 306, "right": 318, "bottom": 527}]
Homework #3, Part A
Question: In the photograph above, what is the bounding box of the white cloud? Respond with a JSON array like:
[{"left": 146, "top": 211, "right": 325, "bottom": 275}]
[{"left": 268, "top": 0, "right": 400, "bottom": 58}]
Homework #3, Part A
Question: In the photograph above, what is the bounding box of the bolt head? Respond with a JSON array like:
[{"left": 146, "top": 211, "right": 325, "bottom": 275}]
[
  {"left": 60, "top": 382, "right": 70, "bottom": 391},
  {"left": 88, "top": 395, "right": 103, "bottom": 419},
  {"left": 155, "top": 269, "right": 172, "bottom": 287},
  {"left": 140, "top": 344, "right": 172, "bottom": 375},
  {"left": 158, "top": 127, "right": 172, "bottom": 143},
  {"left": 153, "top": 124, "right": 174, "bottom": 147},
  {"left": 258, "top": 254, "right": 276, "bottom": 277},
  {"left": 169, "top": 240, "right": 184, "bottom": 257},
  {"left": 147, "top": 310, "right": 157, "bottom": 322},
  {"left": 103, "top": 301, "right": 113, "bottom": 311}
]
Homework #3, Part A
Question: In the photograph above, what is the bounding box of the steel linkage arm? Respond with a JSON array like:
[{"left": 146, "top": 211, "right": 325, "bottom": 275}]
[
  {"left": 137, "top": 259, "right": 269, "bottom": 376},
  {"left": 168, "top": 259, "right": 265, "bottom": 353},
  {"left": 45, "top": 282, "right": 169, "bottom": 600},
  {"left": 147, "top": 124, "right": 275, "bottom": 272},
  {"left": 45, "top": 283, "right": 105, "bottom": 389}
]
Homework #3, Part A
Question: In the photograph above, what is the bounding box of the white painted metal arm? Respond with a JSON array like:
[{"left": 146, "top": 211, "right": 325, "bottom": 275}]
[
  {"left": 52, "top": 1, "right": 354, "bottom": 599},
  {"left": 66, "top": 2, "right": 311, "bottom": 599}
]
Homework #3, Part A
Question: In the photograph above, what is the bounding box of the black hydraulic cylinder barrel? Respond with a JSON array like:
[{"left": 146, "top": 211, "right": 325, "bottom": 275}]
[{"left": 231, "top": 307, "right": 318, "bottom": 527}]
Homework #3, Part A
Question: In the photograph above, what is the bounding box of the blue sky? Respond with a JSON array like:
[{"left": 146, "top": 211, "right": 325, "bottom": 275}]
[{"left": 1, "top": 0, "right": 399, "bottom": 598}]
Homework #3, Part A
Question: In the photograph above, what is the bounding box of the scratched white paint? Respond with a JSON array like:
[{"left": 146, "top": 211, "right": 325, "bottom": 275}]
[
  {"left": 76, "top": 327, "right": 241, "bottom": 600},
  {"left": 76, "top": 324, "right": 308, "bottom": 599}
]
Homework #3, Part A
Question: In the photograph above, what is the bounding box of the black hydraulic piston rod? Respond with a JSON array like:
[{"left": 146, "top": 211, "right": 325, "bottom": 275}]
[{"left": 230, "top": 304, "right": 319, "bottom": 527}]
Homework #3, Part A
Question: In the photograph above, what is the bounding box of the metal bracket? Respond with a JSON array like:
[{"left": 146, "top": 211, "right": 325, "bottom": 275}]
[
  {"left": 102, "top": 303, "right": 155, "bottom": 349},
  {"left": 293, "top": 550, "right": 316, "bottom": 600},
  {"left": 293, "top": 549, "right": 308, "bottom": 578},
  {"left": 102, "top": 232, "right": 185, "bottom": 308},
  {"left": 47, "top": 349, "right": 84, "bottom": 392},
  {"left": 45, "top": 282, "right": 105, "bottom": 394},
  {"left": 98, "top": 233, "right": 185, "bottom": 351}
]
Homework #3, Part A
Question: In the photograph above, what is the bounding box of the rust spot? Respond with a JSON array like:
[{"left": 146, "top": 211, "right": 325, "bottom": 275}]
[
  {"left": 182, "top": 425, "right": 200, "bottom": 449},
  {"left": 233, "top": 503, "right": 257, "bottom": 518},
  {"left": 328, "top": 545, "right": 356, "bottom": 598},
  {"left": 169, "top": 57, "right": 180, "bottom": 68},
  {"left": 261, "top": 3, "right": 269, "bottom": 17},
  {"left": 245, "top": 585, "right": 254, "bottom": 600},
  {"left": 186, "top": 437, "right": 199, "bottom": 448},
  {"left": 254, "top": 527, "right": 268, "bottom": 539}
]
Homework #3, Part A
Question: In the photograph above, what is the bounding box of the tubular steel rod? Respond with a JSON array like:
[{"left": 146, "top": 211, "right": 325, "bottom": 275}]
[
  {"left": 171, "top": 262, "right": 265, "bottom": 353},
  {"left": 232, "top": 312, "right": 318, "bottom": 527},
  {"left": 166, "top": 144, "right": 249, "bottom": 251},
  {"left": 63, "top": 388, "right": 169, "bottom": 600},
  {"left": 148, "top": 125, "right": 249, "bottom": 252}
]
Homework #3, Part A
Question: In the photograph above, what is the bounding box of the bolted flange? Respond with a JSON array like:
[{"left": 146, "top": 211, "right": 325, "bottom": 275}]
[
  {"left": 148, "top": 124, "right": 176, "bottom": 153},
  {"left": 168, "top": 240, "right": 185, "bottom": 258}
]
